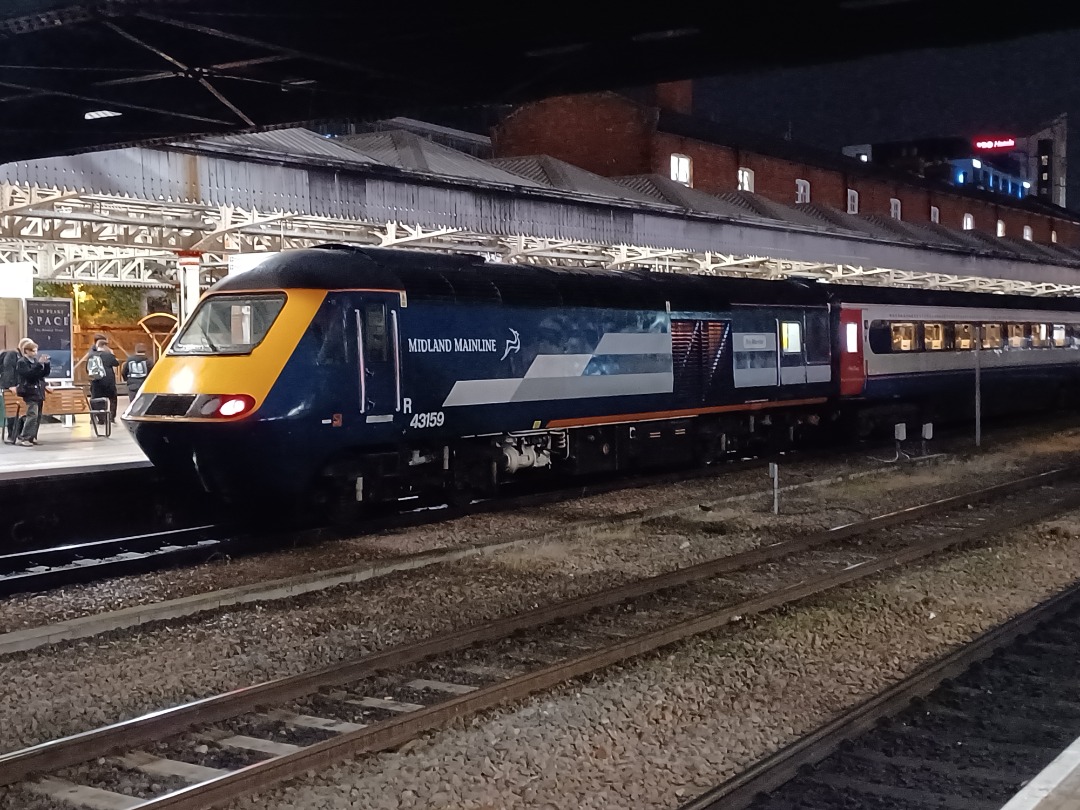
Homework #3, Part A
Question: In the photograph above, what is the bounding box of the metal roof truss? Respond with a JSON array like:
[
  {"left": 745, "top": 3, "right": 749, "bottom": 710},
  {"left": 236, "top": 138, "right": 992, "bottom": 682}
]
[{"left": 1, "top": 181, "right": 1079, "bottom": 297}]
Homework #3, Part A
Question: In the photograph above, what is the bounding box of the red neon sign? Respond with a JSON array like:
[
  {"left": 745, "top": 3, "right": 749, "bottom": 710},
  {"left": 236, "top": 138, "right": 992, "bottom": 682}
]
[{"left": 973, "top": 137, "right": 1016, "bottom": 151}]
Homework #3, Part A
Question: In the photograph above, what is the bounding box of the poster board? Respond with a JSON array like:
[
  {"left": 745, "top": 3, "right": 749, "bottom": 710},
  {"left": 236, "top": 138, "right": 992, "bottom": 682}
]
[{"left": 25, "top": 298, "right": 73, "bottom": 382}]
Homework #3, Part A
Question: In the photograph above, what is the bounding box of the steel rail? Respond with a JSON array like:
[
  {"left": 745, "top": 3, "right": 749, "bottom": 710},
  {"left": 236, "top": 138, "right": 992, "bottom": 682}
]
[
  {"left": 676, "top": 577, "right": 1080, "bottom": 810},
  {"left": 1, "top": 466, "right": 1074, "bottom": 798},
  {"left": 121, "top": 480, "right": 1080, "bottom": 809}
]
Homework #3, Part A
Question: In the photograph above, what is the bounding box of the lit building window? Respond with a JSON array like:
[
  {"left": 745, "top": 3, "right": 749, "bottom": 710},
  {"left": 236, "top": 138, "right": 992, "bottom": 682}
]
[
  {"left": 930, "top": 205, "right": 940, "bottom": 224},
  {"left": 1052, "top": 230, "right": 1059, "bottom": 243},
  {"left": 972, "top": 158, "right": 982, "bottom": 169},
  {"left": 997, "top": 219, "right": 1005, "bottom": 237},
  {"left": 670, "top": 154, "right": 692, "bottom": 186},
  {"left": 890, "top": 198, "right": 902, "bottom": 220},
  {"left": 737, "top": 167, "right": 754, "bottom": 192},
  {"left": 1042, "top": 155, "right": 1049, "bottom": 166},
  {"left": 795, "top": 178, "right": 811, "bottom": 204},
  {"left": 963, "top": 213, "right": 974, "bottom": 230},
  {"left": 846, "top": 188, "right": 859, "bottom": 214},
  {"left": 1023, "top": 225, "right": 1033, "bottom": 241}
]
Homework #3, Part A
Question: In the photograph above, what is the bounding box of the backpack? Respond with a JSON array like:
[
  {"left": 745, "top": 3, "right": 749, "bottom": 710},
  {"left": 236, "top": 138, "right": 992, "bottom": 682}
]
[
  {"left": 127, "top": 358, "right": 149, "bottom": 380},
  {"left": 87, "top": 353, "right": 106, "bottom": 380}
]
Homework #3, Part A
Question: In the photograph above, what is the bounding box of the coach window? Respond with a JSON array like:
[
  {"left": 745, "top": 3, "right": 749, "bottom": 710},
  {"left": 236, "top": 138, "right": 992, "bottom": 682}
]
[
  {"left": 924, "top": 323, "right": 946, "bottom": 350},
  {"left": 891, "top": 323, "right": 917, "bottom": 352},
  {"left": 1007, "top": 323, "right": 1027, "bottom": 349},
  {"left": 1031, "top": 324, "right": 1048, "bottom": 348},
  {"left": 954, "top": 323, "right": 974, "bottom": 350},
  {"left": 1054, "top": 325, "right": 1067, "bottom": 347},
  {"left": 781, "top": 321, "right": 802, "bottom": 353},
  {"left": 868, "top": 320, "right": 891, "bottom": 354},
  {"left": 982, "top": 323, "right": 1003, "bottom": 349},
  {"left": 363, "top": 303, "right": 388, "bottom": 361}
]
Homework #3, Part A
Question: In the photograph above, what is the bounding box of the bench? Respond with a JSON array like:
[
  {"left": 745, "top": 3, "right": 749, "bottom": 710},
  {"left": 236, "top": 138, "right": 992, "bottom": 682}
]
[{"left": 3, "top": 388, "right": 111, "bottom": 439}]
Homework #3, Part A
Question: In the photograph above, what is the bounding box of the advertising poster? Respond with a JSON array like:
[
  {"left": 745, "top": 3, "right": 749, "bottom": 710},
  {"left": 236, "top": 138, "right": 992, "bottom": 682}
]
[{"left": 25, "top": 298, "right": 73, "bottom": 380}]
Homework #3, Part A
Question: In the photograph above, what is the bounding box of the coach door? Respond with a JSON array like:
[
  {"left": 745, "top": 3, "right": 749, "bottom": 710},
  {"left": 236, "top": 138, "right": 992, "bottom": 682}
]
[
  {"left": 778, "top": 317, "right": 807, "bottom": 386},
  {"left": 353, "top": 295, "right": 402, "bottom": 423}
]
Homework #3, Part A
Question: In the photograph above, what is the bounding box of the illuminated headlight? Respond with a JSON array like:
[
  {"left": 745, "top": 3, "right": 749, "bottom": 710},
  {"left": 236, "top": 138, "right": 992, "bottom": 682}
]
[{"left": 192, "top": 394, "right": 256, "bottom": 418}]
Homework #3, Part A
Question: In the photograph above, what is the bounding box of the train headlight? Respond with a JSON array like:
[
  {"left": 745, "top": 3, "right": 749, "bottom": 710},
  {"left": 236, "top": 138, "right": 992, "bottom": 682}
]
[
  {"left": 217, "top": 396, "right": 254, "bottom": 417},
  {"left": 192, "top": 394, "right": 256, "bottom": 418}
]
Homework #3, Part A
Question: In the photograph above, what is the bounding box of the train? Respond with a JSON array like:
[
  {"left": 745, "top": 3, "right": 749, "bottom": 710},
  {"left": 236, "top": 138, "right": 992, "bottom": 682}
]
[{"left": 122, "top": 244, "right": 1080, "bottom": 515}]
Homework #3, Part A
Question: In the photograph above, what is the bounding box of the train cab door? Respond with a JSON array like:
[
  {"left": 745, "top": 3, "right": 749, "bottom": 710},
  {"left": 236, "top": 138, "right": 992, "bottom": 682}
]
[
  {"left": 777, "top": 318, "right": 807, "bottom": 387},
  {"left": 352, "top": 295, "right": 403, "bottom": 423}
]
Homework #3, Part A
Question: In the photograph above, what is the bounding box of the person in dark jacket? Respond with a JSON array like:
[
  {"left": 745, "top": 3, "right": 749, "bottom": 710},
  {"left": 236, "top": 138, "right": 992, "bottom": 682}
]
[
  {"left": 86, "top": 335, "right": 120, "bottom": 423},
  {"left": 14, "top": 340, "right": 49, "bottom": 446},
  {"left": 0, "top": 342, "right": 19, "bottom": 443},
  {"left": 120, "top": 343, "right": 154, "bottom": 400}
]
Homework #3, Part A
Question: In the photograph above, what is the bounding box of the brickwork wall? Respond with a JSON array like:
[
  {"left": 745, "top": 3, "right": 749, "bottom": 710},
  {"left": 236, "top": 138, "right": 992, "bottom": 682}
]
[
  {"left": 491, "top": 94, "right": 653, "bottom": 178},
  {"left": 492, "top": 93, "right": 1080, "bottom": 247}
]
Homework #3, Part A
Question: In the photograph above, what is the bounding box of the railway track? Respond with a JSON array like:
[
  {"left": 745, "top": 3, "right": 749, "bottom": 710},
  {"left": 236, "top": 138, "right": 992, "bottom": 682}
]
[
  {"left": 0, "top": 525, "right": 229, "bottom": 598},
  {"left": 2, "top": 467, "right": 1078, "bottom": 809},
  {"left": 679, "top": 569, "right": 1080, "bottom": 810},
  {"left": 0, "top": 441, "right": 908, "bottom": 598}
]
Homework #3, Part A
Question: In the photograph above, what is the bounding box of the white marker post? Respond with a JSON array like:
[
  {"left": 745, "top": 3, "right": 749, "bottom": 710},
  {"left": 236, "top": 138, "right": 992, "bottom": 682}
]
[
  {"left": 769, "top": 462, "right": 779, "bottom": 515},
  {"left": 974, "top": 325, "right": 982, "bottom": 449}
]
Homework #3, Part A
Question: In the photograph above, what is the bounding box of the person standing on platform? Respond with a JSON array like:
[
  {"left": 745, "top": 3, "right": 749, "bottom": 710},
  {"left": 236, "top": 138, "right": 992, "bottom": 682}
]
[
  {"left": 120, "top": 343, "right": 154, "bottom": 403},
  {"left": 0, "top": 341, "right": 20, "bottom": 444},
  {"left": 86, "top": 335, "right": 120, "bottom": 424},
  {"left": 14, "top": 341, "right": 49, "bottom": 447}
]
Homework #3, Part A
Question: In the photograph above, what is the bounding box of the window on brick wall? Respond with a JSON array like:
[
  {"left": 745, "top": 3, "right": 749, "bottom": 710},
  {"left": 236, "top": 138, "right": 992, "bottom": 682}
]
[
  {"left": 670, "top": 154, "right": 692, "bottom": 186},
  {"left": 930, "top": 205, "right": 940, "bottom": 224},
  {"left": 795, "top": 178, "right": 811, "bottom": 204},
  {"left": 997, "top": 219, "right": 1005, "bottom": 237},
  {"left": 1053, "top": 229, "right": 1059, "bottom": 243},
  {"left": 846, "top": 189, "right": 859, "bottom": 214},
  {"left": 890, "top": 198, "right": 902, "bottom": 220},
  {"left": 737, "top": 167, "right": 754, "bottom": 192},
  {"left": 963, "top": 213, "right": 974, "bottom": 230},
  {"left": 1023, "top": 225, "right": 1033, "bottom": 241}
]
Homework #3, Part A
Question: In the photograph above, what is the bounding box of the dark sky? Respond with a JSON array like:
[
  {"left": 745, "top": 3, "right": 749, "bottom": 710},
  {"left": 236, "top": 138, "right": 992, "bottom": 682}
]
[{"left": 694, "top": 29, "right": 1080, "bottom": 206}]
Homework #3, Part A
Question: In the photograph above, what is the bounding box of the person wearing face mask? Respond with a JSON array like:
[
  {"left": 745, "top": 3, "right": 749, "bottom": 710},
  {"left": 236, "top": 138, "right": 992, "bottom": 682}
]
[{"left": 14, "top": 340, "right": 50, "bottom": 447}]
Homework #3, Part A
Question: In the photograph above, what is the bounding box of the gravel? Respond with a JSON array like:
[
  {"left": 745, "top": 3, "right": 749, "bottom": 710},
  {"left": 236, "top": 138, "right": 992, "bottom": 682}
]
[
  {"left": 1, "top": 427, "right": 1080, "bottom": 808},
  {"left": 3, "top": 419, "right": 1078, "bottom": 636},
  {"left": 211, "top": 515, "right": 1080, "bottom": 810}
]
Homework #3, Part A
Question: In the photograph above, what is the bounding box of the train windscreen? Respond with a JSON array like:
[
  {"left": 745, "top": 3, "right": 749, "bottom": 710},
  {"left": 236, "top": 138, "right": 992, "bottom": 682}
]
[{"left": 170, "top": 293, "right": 286, "bottom": 355}]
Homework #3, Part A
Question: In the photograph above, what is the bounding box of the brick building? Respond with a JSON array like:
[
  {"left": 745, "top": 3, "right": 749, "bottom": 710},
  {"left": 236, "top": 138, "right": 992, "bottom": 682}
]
[{"left": 492, "top": 82, "right": 1080, "bottom": 247}]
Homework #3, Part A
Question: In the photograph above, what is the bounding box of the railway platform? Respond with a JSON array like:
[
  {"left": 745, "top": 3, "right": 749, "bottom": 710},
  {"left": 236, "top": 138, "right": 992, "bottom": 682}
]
[
  {"left": 0, "top": 418, "right": 149, "bottom": 482},
  {"left": 1002, "top": 737, "right": 1080, "bottom": 810}
]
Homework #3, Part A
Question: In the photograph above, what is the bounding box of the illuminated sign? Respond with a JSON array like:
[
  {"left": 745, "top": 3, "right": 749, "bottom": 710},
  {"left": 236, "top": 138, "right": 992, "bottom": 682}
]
[{"left": 974, "top": 137, "right": 1016, "bottom": 151}]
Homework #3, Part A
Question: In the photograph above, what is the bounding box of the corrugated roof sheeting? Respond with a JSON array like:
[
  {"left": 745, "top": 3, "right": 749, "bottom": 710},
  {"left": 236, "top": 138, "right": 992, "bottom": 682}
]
[
  {"left": 717, "top": 191, "right": 845, "bottom": 234},
  {"left": 615, "top": 175, "right": 762, "bottom": 220},
  {"left": 489, "top": 156, "right": 655, "bottom": 203},
  {"left": 187, "top": 128, "right": 381, "bottom": 165},
  {"left": 338, "top": 131, "right": 536, "bottom": 187}
]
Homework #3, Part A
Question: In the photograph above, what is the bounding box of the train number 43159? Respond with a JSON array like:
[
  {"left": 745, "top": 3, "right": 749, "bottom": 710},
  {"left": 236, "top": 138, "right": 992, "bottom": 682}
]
[{"left": 409, "top": 411, "right": 445, "bottom": 429}]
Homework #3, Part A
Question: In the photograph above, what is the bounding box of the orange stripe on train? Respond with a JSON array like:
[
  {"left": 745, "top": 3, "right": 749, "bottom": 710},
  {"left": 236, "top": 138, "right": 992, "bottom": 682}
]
[{"left": 546, "top": 397, "right": 829, "bottom": 428}]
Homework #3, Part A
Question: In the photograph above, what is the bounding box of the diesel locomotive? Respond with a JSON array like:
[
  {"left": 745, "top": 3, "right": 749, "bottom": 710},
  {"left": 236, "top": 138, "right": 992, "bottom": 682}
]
[{"left": 122, "top": 244, "right": 1080, "bottom": 513}]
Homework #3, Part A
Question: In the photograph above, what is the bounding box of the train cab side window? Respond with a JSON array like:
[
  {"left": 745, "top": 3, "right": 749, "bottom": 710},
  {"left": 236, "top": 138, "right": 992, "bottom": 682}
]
[
  {"left": 891, "top": 322, "right": 917, "bottom": 352},
  {"left": 923, "top": 322, "right": 947, "bottom": 350},
  {"left": 310, "top": 302, "right": 347, "bottom": 366},
  {"left": 1030, "top": 323, "right": 1048, "bottom": 348},
  {"left": 981, "top": 323, "right": 1003, "bottom": 349},
  {"left": 781, "top": 321, "right": 802, "bottom": 354},
  {"left": 953, "top": 323, "right": 974, "bottom": 350},
  {"left": 1054, "top": 324, "right": 1067, "bottom": 348},
  {"left": 363, "top": 303, "right": 388, "bottom": 362},
  {"left": 1007, "top": 323, "right": 1027, "bottom": 349}
]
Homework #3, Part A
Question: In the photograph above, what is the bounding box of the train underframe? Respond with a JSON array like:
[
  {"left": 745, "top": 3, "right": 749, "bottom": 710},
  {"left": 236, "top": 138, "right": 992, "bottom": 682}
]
[{"left": 313, "top": 404, "right": 833, "bottom": 521}]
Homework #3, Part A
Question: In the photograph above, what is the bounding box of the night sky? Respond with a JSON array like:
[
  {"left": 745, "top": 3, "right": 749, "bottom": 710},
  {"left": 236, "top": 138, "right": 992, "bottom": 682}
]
[{"left": 694, "top": 29, "right": 1080, "bottom": 208}]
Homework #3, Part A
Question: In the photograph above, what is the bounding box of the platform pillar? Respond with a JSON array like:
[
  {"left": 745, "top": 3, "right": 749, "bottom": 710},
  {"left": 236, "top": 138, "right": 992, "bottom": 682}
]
[{"left": 177, "top": 252, "right": 203, "bottom": 323}]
